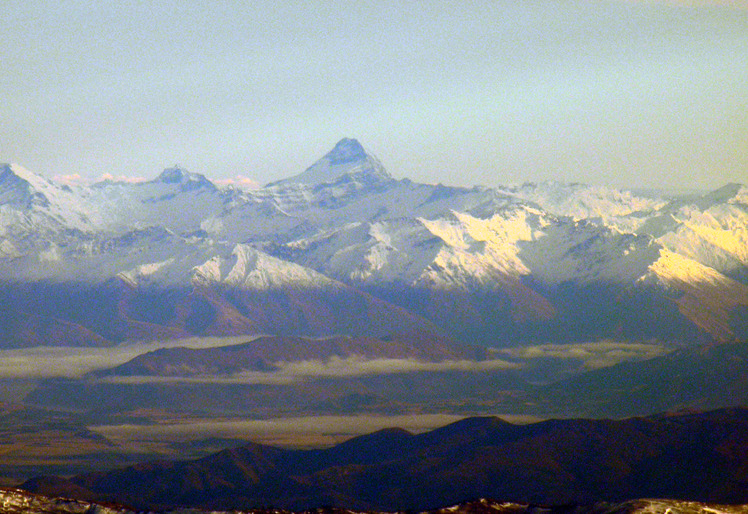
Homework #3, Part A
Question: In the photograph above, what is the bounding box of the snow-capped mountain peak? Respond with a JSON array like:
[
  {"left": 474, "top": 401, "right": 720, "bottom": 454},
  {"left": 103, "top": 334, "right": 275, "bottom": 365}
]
[
  {"left": 0, "top": 163, "right": 57, "bottom": 205},
  {"left": 1, "top": 141, "right": 747, "bottom": 345},
  {"left": 325, "top": 137, "right": 368, "bottom": 164},
  {"left": 268, "top": 138, "right": 392, "bottom": 187},
  {"left": 153, "top": 166, "right": 216, "bottom": 191},
  {"left": 1, "top": 163, "right": 50, "bottom": 189},
  {"left": 0, "top": 163, "right": 100, "bottom": 230}
]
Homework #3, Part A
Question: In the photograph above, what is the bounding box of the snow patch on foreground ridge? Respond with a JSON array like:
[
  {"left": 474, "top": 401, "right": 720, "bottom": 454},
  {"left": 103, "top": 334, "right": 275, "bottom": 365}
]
[
  {"left": 2, "top": 488, "right": 747, "bottom": 514},
  {"left": 0, "top": 487, "right": 130, "bottom": 514}
]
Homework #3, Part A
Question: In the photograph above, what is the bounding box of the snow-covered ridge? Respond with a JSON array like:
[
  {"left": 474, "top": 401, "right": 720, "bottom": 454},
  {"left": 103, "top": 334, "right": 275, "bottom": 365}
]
[
  {"left": 503, "top": 181, "right": 667, "bottom": 223},
  {"left": 0, "top": 163, "right": 100, "bottom": 230},
  {"left": 191, "top": 244, "right": 343, "bottom": 290},
  {"left": 1, "top": 144, "right": 744, "bottom": 290},
  {"left": 1, "top": 140, "right": 746, "bottom": 342},
  {"left": 644, "top": 249, "right": 748, "bottom": 341}
]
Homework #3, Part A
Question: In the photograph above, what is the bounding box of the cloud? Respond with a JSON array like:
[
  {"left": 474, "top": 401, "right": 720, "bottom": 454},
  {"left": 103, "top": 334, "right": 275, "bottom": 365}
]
[
  {"left": 98, "top": 355, "right": 521, "bottom": 386},
  {"left": 98, "top": 172, "right": 147, "bottom": 184},
  {"left": 214, "top": 175, "right": 261, "bottom": 190},
  {"left": 276, "top": 355, "right": 521, "bottom": 378},
  {"left": 5, "top": 339, "right": 667, "bottom": 384},
  {"left": 52, "top": 173, "right": 87, "bottom": 186},
  {"left": 0, "top": 335, "right": 261, "bottom": 379},
  {"left": 499, "top": 340, "right": 672, "bottom": 369},
  {"left": 0, "top": 338, "right": 519, "bottom": 382}
]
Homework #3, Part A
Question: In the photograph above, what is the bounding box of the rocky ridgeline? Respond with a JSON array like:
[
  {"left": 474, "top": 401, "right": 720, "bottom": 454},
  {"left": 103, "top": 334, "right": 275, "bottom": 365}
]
[{"left": 2, "top": 489, "right": 747, "bottom": 514}]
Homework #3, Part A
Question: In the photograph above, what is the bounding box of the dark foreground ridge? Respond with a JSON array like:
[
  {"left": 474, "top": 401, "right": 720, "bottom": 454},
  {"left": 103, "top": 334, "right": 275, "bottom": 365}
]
[
  {"left": 2, "top": 490, "right": 748, "bottom": 514},
  {"left": 20, "top": 408, "right": 748, "bottom": 512}
]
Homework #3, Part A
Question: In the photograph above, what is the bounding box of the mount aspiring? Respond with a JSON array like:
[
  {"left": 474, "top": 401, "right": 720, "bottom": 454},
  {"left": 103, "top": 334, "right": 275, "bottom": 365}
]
[{"left": 1, "top": 138, "right": 747, "bottom": 349}]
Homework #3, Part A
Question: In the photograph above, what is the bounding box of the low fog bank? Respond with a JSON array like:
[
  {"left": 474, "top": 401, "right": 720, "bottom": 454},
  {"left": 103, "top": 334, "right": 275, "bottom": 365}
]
[
  {"left": 499, "top": 341, "right": 672, "bottom": 369},
  {"left": 0, "top": 335, "right": 261, "bottom": 378},
  {"left": 99, "top": 355, "right": 521, "bottom": 385},
  {"left": 0, "top": 336, "right": 671, "bottom": 383}
]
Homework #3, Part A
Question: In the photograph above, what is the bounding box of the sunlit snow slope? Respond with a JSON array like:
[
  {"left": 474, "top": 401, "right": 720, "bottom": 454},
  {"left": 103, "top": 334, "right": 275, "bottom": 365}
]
[{"left": 1, "top": 139, "right": 746, "bottom": 346}]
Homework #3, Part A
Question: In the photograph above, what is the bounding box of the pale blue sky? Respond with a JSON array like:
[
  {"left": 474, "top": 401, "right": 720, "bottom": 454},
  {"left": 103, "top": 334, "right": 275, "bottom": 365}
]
[{"left": 1, "top": 0, "right": 746, "bottom": 189}]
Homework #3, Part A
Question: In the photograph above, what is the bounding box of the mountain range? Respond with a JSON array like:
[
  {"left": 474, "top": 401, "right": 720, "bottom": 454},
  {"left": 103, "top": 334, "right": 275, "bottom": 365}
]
[
  {"left": 3, "top": 139, "right": 748, "bottom": 513},
  {"left": 23, "top": 338, "right": 748, "bottom": 419},
  {"left": 1, "top": 138, "right": 747, "bottom": 348},
  {"left": 21, "top": 408, "right": 748, "bottom": 511}
]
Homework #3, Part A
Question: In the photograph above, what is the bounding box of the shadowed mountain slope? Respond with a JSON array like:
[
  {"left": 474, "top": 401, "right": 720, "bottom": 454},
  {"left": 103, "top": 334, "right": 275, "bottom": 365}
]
[
  {"left": 22, "top": 408, "right": 748, "bottom": 511},
  {"left": 94, "top": 332, "right": 490, "bottom": 378},
  {"left": 532, "top": 341, "right": 748, "bottom": 417}
]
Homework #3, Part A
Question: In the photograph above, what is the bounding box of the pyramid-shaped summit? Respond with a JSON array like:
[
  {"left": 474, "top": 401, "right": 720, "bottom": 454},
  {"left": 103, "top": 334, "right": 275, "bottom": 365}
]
[
  {"left": 270, "top": 138, "right": 391, "bottom": 187},
  {"left": 325, "top": 138, "right": 368, "bottom": 165},
  {"left": 153, "top": 166, "right": 216, "bottom": 191}
]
